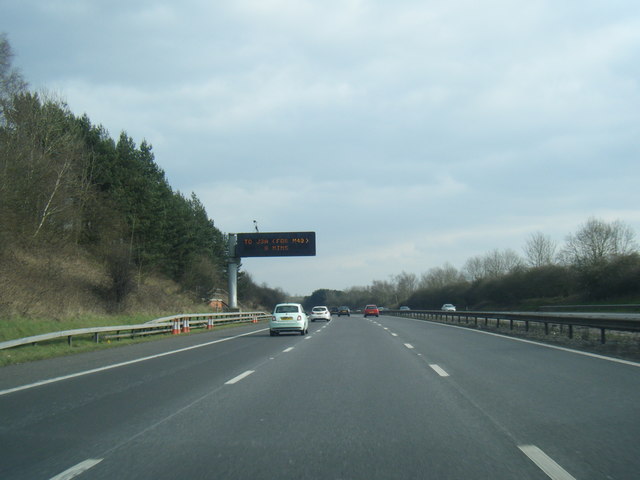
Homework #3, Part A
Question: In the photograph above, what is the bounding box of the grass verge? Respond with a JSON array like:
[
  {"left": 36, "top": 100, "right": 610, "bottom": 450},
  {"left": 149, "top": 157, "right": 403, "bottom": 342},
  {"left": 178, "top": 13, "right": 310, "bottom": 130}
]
[
  {"left": 428, "top": 316, "right": 640, "bottom": 362},
  {"left": 0, "top": 313, "right": 256, "bottom": 367}
]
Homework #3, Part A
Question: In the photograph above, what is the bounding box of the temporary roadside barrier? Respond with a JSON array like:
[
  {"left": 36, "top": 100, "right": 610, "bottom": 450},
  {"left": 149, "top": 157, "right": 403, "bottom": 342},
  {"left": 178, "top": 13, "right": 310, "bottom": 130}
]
[
  {"left": 172, "top": 319, "right": 181, "bottom": 335},
  {"left": 181, "top": 317, "right": 190, "bottom": 333}
]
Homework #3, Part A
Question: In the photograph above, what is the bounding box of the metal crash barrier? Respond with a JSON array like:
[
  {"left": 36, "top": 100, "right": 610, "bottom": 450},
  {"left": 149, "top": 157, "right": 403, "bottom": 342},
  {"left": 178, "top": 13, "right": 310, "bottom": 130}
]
[
  {"left": 386, "top": 309, "right": 640, "bottom": 344},
  {"left": 0, "top": 311, "right": 271, "bottom": 350}
]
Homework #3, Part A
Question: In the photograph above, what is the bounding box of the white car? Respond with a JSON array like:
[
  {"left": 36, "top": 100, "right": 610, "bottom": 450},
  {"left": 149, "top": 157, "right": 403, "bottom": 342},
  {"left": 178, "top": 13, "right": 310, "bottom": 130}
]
[
  {"left": 441, "top": 304, "right": 456, "bottom": 312},
  {"left": 309, "top": 306, "right": 331, "bottom": 322},
  {"left": 270, "top": 303, "right": 309, "bottom": 336}
]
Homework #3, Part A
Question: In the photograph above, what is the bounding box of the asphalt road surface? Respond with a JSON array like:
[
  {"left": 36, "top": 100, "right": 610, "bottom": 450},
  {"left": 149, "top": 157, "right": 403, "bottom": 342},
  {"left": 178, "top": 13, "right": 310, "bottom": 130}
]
[{"left": 1, "top": 315, "right": 639, "bottom": 479}]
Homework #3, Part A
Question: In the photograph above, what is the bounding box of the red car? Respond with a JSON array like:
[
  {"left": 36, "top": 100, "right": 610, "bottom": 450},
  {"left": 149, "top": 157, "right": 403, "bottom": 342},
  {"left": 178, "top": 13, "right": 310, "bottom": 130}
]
[{"left": 364, "top": 304, "right": 379, "bottom": 317}]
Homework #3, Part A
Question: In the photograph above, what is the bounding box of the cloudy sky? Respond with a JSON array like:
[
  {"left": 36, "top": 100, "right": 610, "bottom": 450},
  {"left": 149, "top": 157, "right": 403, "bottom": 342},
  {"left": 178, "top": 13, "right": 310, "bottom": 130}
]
[{"left": 3, "top": 0, "right": 640, "bottom": 296}]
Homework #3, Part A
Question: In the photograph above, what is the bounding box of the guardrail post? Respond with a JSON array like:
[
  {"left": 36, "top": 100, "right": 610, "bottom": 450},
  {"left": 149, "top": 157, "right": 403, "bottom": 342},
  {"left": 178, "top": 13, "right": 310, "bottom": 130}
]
[
  {"left": 568, "top": 324, "right": 573, "bottom": 339},
  {"left": 600, "top": 328, "right": 606, "bottom": 344},
  {"left": 510, "top": 319, "right": 514, "bottom": 330},
  {"left": 544, "top": 323, "right": 549, "bottom": 335},
  {"left": 525, "top": 320, "right": 529, "bottom": 332},
  {"left": 68, "top": 335, "right": 72, "bottom": 346}
]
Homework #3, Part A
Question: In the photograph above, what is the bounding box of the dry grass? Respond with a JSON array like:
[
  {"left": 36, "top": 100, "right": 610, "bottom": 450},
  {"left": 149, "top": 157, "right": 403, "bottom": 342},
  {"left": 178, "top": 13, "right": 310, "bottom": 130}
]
[
  {"left": 0, "top": 246, "right": 212, "bottom": 351},
  {"left": 1, "top": 247, "right": 103, "bottom": 318},
  {"left": 0, "top": 247, "right": 206, "bottom": 319}
]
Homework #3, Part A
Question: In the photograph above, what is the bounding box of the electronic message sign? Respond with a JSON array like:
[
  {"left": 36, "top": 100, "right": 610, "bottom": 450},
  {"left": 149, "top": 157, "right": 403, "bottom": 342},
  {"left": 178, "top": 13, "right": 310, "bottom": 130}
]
[{"left": 235, "top": 232, "right": 316, "bottom": 257}]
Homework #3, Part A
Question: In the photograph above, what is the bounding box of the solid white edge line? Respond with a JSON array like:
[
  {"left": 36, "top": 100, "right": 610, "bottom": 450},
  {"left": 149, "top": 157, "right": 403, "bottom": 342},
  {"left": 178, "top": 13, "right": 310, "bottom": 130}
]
[
  {"left": 225, "top": 370, "right": 255, "bottom": 385},
  {"left": 429, "top": 364, "right": 450, "bottom": 377},
  {"left": 50, "top": 458, "right": 103, "bottom": 480},
  {"left": 399, "top": 317, "right": 640, "bottom": 368},
  {"left": 0, "top": 328, "right": 269, "bottom": 397},
  {"left": 518, "top": 445, "right": 577, "bottom": 480},
  {"left": 404, "top": 343, "right": 414, "bottom": 349},
  {"left": 283, "top": 347, "right": 294, "bottom": 352}
]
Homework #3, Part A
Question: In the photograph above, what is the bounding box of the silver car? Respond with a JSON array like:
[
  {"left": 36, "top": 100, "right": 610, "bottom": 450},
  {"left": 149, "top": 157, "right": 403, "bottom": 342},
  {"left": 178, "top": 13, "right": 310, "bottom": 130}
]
[
  {"left": 309, "top": 306, "right": 331, "bottom": 322},
  {"left": 270, "top": 303, "right": 309, "bottom": 336},
  {"left": 441, "top": 303, "right": 456, "bottom": 312}
]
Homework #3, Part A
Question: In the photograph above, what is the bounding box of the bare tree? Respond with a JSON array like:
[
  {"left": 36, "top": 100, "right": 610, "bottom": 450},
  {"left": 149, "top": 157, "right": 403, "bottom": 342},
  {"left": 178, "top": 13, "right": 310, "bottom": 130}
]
[
  {"left": 482, "top": 249, "right": 503, "bottom": 278},
  {"left": 0, "top": 33, "right": 28, "bottom": 121},
  {"left": 420, "top": 263, "right": 464, "bottom": 289},
  {"left": 463, "top": 255, "right": 484, "bottom": 282},
  {"left": 561, "top": 217, "right": 638, "bottom": 267},
  {"left": 463, "top": 249, "right": 523, "bottom": 281},
  {"left": 484, "top": 249, "right": 523, "bottom": 278},
  {"left": 369, "top": 279, "right": 395, "bottom": 306},
  {"left": 394, "top": 271, "right": 418, "bottom": 302},
  {"left": 524, "top": 232, "right": 557, "bottom": 267},
  {"left": 1, "top": 92, "right": 89, "bottom": 241}
]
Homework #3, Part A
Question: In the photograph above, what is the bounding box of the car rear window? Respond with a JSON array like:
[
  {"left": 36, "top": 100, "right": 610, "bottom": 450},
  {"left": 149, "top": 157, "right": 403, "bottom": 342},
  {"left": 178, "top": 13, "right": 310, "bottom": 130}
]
[{"left": 275, "top": 305, "right": 299, "bottom": 313}]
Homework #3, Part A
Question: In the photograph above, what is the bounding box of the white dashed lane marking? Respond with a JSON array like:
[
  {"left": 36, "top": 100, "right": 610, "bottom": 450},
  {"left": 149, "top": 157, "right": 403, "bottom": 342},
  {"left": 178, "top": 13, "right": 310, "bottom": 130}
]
[
  {"left": 50, "top": 458, "right": 103, "bottom": 480},
  {"left": 518, "top": 445, "right": 577, "bottom": 480},
  {"left": 225, "top": 370, "right": 255, "bottom": 384},
  {"left": 429, "top": 364, "right": 450, "bottom": 377},
  {"left": 0, "top": 328, "right": 269, "bottom": 397}
]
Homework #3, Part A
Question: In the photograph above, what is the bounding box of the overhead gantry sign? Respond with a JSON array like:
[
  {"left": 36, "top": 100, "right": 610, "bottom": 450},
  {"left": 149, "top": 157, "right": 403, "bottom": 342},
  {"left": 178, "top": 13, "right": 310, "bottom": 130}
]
[
  {"left": 227, "top": 232, "right": 316, "bottom": 308},
  {"left": 235, "top": 231, "right": 316, "bottom": 257}
]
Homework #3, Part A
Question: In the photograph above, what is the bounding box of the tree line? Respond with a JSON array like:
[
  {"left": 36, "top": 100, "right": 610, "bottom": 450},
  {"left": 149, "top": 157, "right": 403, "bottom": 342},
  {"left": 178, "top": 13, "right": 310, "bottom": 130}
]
[
  {"left": 304, "top": 218, "right": 640, "bottom": 311},
  {"left": 0, "top": 34, "right": 284, "bottom": 313}
]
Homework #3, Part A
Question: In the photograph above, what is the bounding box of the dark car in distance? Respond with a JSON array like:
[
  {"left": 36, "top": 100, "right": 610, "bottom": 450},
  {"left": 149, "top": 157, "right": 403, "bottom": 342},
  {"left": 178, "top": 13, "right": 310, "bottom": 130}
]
[{"left": 338, "top": 306, "right": 351, "bottom": 317}]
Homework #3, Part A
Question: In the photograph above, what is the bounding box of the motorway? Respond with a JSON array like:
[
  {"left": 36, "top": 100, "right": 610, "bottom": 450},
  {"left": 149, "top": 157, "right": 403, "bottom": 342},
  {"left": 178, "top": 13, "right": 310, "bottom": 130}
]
[{"left": 1, "top": 315, "right": 639, "bottom": 479}]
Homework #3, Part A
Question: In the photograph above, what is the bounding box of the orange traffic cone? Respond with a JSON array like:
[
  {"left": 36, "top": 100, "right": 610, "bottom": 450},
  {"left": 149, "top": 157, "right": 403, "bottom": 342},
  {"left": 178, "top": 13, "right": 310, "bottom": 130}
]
[{"left": 181, "top": 318, "right": 190, "bottom": 333}]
